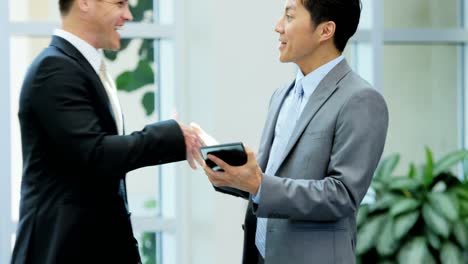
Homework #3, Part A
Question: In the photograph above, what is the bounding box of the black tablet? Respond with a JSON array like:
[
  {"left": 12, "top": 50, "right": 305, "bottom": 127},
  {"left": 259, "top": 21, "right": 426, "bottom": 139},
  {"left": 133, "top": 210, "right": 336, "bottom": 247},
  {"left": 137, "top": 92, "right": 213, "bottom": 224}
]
[{"left": 199, "top": 142, "right": 247, "bottom": 171}]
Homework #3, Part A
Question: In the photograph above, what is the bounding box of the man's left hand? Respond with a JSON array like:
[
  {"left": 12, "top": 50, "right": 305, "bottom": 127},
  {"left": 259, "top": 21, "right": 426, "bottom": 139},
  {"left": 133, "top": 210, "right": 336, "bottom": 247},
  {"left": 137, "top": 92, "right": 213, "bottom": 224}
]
[{"left": 203, "top": 145, "right": 263, "bottom": 194}]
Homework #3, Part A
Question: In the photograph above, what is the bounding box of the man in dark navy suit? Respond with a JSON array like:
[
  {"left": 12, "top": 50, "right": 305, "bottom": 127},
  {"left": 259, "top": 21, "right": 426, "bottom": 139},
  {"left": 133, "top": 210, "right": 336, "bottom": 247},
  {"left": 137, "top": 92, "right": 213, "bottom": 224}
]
[{"left": 11, "top": 0, "right": 201, "bottom": 263}]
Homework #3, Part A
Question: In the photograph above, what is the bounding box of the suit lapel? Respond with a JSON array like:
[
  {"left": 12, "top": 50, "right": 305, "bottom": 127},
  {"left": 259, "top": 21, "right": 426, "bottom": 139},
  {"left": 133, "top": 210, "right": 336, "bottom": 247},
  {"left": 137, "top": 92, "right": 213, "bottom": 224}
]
[
  {"left": 50, "top": 36, "right": 118, "bottom": 133},
  {"left": 275, "top": 60, "right": 352, "bottom": 173},
  {"left": 257, "top": 83, "right": 294, "bottom": 170}
]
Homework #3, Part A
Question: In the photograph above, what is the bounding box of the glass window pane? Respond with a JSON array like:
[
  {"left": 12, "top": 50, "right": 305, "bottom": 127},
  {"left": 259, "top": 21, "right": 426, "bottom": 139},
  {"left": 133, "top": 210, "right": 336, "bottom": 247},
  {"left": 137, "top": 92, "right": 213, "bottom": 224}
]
[
  {"left": 359, "top": 0, "right": 373, "bottom": 30},
  {"left": 10, "top": 0, "right": 60, "bottom": 22},
  {"left": 10, "top": 36, "right": 50, "bottom": 222},
  {"left": 105, "top": 38, "right": 162, "bottom": 217},
  {"left": 136, "top": 231, "right": 162, "bottom": 264},
  {"left": 343, "top": 42, "right": 373, "bottom": 85},
  {"left": 9, "top": 0, "right": 158, "bottom": 23},
  {"left": 383, "top": 44, "right": 460, "bottom": 174},
  {"left": 384, "top": 0, "right": 460, "bottom": 28}
]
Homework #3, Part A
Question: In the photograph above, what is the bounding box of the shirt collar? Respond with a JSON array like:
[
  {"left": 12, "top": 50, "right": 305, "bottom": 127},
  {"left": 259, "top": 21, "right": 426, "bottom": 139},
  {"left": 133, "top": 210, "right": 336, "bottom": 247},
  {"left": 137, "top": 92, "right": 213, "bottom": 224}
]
[
  {"left": 53, "top": 29, "right": 103, "bottom": 75},
  {"left": 295, "top": 55, "right": 345, "bottom": 99}
]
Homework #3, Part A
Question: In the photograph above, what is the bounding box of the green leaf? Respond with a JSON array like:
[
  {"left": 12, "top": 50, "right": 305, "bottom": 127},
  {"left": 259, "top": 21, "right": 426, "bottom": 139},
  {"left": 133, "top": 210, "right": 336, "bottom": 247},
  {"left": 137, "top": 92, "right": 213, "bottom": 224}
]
[
  {"left": 130, "top": 0, "right": 153, "bottom": 22},
  {"left": 357, "top": 205, "right": 369, "bottom": 228},
  {"left": 397, "top": 237, "right": 435, "bottom": 264},
  {"left": 376, "top": 218, "right": 399, "bottom": 256},
  {"left": 454, "top": 186, "right": 468, "bottom": 201},
  {"left": 375, "top": 154, "right": 400, "bottom": 180},
  {"left": 139, "top": 39, "right": 155, "bottom": 62},
  {"left": 460, "top": 200, "right": 468, "bottom": 217},
  {"left": 431, "top": 181, "right": 447, "bottom": 192},
  {"left": 440, "top": 241, "right": 462, "bottom": 264},
  {"left": 427, "top": 192, "right": 458, "bottom": 222},
  {"left": 394, "top": 211, "right": 420, "bottom": 240},
  {"left": 424, "top": 146, "right": 434, "bottom": 187},
  {"left": 142, "top": 91, "right": 155, "bottom": 116},
  {"left": 116, "top": 60, "right": 154, "bottom": 92},
  {"left": 454, "top": 221, "right": 468, "bottom": 249},
  {"left": 369, "top": 193, "right": 401, "bottom": 212},
  {"left": 390, "top": 198, "right": 420, "bottom": 217},
  {"left": 116, "top": 71, "right": 133, "bottom": 91},
  {"left": 408, "top": 163, "right": 417, "bottom": 179},
  {"left": 422, "top": 204, "right": 450, "bottom": 238},
  {"left": 388, "top": 177, "right": 421, "bottom": 191},
  {"left": 434, "top": 150, "right": 468, "bottom": 175},
  {"left": 144, "top": 199, "right": 157, "bottom": 209},
  {"left": 103, "top": 39, "right": 132, "bottom": 60},
  {"left": 425, "top": 228, "right": 441, "bottom": 250},
  {"left": 356, "top": 214, "right": 386, "bottom": 254},
  {"left": 134, "top": 60, "right": 154, "bottom": 85}
]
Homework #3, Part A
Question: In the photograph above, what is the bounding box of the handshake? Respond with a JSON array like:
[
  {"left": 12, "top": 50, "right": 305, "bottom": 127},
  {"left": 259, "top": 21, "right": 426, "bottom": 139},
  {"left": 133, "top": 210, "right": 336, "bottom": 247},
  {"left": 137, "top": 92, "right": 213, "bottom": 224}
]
[
  {"left": 177, "top": 121, "right": 218, "bottom": 170},
  {"left": 177, "top": 121, "right": 263, "bottom": 195}
]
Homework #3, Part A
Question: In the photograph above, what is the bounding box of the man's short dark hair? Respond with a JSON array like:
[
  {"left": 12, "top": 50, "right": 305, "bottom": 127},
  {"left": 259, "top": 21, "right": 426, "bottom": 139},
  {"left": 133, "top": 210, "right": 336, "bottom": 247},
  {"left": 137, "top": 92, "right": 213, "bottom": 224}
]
[
  {"left": 59, "top": 0, "right": 74, "bottom": 16},
  {"left": 301, "top": 0, "right": 361, "bottom": 52}
]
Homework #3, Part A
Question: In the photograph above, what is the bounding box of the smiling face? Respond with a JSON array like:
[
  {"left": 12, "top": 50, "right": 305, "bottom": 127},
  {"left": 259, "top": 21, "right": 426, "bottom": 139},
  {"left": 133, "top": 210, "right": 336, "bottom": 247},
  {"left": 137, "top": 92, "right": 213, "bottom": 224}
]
[
  {"left": 274, "top": 0, "right": 337, "bottom": 72},
  {"left": 88, "top": 0, "right": 133, "bottom": 50},
  {"left": 275, "top": 0, "right": 320, "bottom": 66}
]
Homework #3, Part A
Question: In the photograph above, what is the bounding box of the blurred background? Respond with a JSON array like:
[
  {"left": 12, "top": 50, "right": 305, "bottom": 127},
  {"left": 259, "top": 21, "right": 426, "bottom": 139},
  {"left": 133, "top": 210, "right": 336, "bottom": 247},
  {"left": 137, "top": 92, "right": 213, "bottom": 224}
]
[{"left": 1, "top": 0, "right": 467, "bottom": 263}]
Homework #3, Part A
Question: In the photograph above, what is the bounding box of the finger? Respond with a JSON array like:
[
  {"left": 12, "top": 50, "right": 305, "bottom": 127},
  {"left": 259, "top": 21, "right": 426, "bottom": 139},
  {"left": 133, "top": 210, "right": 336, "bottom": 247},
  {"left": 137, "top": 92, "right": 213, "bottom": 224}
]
[
  {"left": 206, "top": 154, "right": 231, "bottom": 172},
  {"left": 186, "top": 152, "right": 197, "bottom": 170},
  {"left": 187, "top": 158, "right": 197, "bottom": 170},
  {"left": 193, "top": 149, "right": 205, "bottom": 167}
]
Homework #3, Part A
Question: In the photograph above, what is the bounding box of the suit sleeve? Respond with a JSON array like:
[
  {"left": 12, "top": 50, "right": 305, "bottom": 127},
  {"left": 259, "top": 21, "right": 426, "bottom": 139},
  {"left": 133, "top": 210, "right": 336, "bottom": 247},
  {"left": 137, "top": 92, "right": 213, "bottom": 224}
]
[
  {"left": 254, "top": 89, "right": 389, "bottom": 221},
  {"left": 28, "top": 56, "right": 186, "bottom": 177}
]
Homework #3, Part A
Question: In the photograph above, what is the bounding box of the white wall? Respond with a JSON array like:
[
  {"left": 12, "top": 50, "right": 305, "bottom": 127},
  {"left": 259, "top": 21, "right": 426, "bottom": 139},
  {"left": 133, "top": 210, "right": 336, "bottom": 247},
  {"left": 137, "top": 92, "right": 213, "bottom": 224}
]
[{"left": 180, "top": 0, "right": 294, "bottom": 263}]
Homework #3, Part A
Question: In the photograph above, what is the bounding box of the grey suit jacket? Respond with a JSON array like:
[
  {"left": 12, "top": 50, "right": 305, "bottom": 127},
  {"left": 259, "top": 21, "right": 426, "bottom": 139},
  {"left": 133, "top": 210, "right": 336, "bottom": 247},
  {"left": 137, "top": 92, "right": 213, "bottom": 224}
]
[{"left": 239, "top": 60, "right": 388, "bottom": 264}]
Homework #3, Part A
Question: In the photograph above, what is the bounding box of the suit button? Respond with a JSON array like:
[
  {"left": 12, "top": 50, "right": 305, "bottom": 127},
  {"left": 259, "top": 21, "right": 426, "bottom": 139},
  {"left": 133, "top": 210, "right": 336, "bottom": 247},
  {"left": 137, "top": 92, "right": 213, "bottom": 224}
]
[{"left": 242, "top": 224, "right": 245, "bottom": 230}]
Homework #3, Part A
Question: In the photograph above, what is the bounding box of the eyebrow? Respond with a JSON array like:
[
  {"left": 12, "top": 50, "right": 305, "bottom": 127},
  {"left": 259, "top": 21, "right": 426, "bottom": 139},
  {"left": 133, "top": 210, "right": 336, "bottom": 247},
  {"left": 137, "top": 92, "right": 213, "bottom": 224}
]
[{"left": 285, "top": 5, "right": 296, "bottom": 12}]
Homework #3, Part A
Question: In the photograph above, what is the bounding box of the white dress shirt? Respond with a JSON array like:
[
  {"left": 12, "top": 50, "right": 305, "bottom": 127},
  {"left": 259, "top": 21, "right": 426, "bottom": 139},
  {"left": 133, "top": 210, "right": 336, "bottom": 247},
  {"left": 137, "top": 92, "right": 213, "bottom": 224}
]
[{"left": 53, "top": 29, "right": 124, "bottom": 135}]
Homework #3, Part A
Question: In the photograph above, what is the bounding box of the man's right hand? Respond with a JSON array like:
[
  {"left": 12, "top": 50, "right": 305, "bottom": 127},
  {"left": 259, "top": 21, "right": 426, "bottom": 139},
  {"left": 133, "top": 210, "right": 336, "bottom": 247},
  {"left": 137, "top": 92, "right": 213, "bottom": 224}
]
[{"left": 177, "top": 121, "right": 204, "bottom": 170}]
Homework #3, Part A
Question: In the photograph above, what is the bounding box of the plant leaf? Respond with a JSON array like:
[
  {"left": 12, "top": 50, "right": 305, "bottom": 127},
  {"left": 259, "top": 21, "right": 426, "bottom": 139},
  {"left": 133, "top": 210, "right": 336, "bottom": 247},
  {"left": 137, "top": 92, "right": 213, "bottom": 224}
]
[
  {"left": 142, "top": 91, "right": 155, "bottom": 116},
  {"left": 369, "top": 193, "right": 401, "bottom": 212},
  {"left": 460, "top": 200, "right": 468, "bottom": 218},
  {"left": 356, "top": 214, "right": 386, "bottom": 254},
  {"left": 434, "top": 150, "right": 468, "bottom": 175},
  {"left": 394, "top": 211, "right": 420, "bottom": 240},
  {"left": 454, "top": 186, "right": 468, "bottom": 201},
  {"left": 422, "top": 204, "right": 450, "bottom": 238},
  {"left": 408, "top": 162, "right": 416, "bottom": 178},
  {"left": 388, "top": 177, "right": 421, "bottom": 191},
  {"left": 376, "top": 218, "right": 399, "bottom": 256},
  {"left": 427, "top": 192, "right": 458, "bottom": 222},
  {"left": 454, "top": 221, "right": 468, "bottom": 249},
  {"left": 425, "top": 228, "right": 441, "bottom": 250},
  {"left": 440, "top": 241, "right": 463, "bottom": 264},
  {"left": 375, "top": 154, "right": 400, "bottom": 181},
  {"left": 424, "top": 146, "right": 434, "bottom": 187},
  {"left": 357, "top": 205, "right": 369, "bottom": 228},
  {"left": 397, "top": 237, "right": 435, "bottom": 264},
  {"left": 116, "top": 60, "right": 154, "bottom": 92},
  {"left": 390, "top": 198, "right": 420, "bottom": 217}
]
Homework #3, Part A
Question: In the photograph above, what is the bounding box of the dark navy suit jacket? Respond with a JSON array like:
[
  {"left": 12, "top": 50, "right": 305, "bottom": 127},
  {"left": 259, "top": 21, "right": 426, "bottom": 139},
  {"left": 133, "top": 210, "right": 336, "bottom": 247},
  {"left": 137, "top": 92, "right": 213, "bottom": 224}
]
[{"left": 11, "top": 36, "right": 186, "bottom": 264}]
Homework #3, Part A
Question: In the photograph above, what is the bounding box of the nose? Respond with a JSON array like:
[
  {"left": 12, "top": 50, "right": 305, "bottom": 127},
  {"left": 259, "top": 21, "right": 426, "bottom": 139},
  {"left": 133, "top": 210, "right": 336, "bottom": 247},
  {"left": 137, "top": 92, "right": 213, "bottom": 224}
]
[
  {"left": 275, "top": 17, "right": 284, "bottom": 34},
  {"left": 124, "top": 5, "right": 134, "bottom": 21}
]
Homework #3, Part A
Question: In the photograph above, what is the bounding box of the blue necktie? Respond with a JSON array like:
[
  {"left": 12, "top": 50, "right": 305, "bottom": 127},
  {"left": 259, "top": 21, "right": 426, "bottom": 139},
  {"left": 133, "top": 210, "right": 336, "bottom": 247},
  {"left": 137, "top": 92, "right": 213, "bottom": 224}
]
[{"left": 255, "top": 80, "right": 304, "bottom": 258}]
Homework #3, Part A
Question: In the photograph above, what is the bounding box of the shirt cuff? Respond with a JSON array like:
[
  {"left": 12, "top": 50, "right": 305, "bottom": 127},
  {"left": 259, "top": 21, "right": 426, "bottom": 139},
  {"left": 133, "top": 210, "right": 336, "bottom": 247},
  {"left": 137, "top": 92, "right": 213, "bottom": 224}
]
[{"left": 252, "top": 179, "right": 263, "bottom": 204}]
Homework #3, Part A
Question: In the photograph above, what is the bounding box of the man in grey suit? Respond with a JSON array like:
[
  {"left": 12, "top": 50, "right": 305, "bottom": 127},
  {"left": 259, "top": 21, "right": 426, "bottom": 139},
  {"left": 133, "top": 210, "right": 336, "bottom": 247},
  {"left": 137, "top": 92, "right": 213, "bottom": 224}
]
[{"left": 202, "top": 0, "right": 388, "bottom": 263}]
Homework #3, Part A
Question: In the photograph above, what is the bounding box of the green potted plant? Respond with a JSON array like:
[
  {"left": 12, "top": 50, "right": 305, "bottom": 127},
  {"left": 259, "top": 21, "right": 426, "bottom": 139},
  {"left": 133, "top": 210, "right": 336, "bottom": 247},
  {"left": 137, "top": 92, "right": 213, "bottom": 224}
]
[{"left": 356, "top": 147, "right": 468, "bottom": 263}]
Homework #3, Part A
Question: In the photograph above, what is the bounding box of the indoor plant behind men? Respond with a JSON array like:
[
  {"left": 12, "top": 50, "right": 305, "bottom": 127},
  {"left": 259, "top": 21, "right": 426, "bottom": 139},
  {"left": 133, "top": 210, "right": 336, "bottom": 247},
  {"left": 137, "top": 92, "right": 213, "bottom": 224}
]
[
  {"left": 11, "top": 0, "right": 201, "bottom": 263},
  {"left": 201, "top": 0, "right": 389, "bottom": 263}
]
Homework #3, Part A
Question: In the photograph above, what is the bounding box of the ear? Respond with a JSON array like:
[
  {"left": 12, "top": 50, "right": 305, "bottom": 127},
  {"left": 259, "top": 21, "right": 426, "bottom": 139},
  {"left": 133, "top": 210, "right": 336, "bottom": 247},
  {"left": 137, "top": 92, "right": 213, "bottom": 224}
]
[
  {"left": 319, "top": 21, "right": 336, "bottom": 42},
  {"left": 77, "top": 0, "right": 91, "bottom": 12}
]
